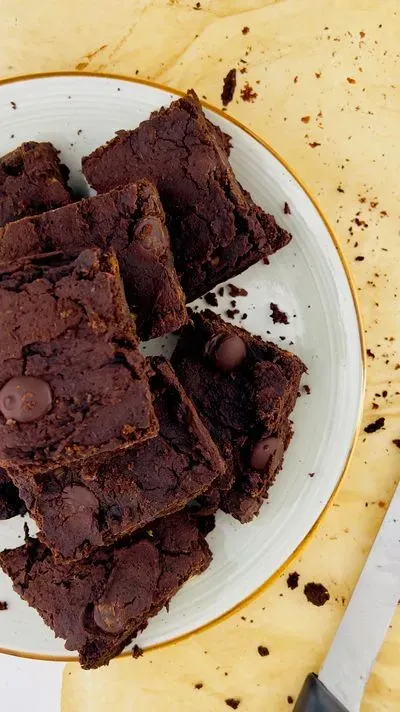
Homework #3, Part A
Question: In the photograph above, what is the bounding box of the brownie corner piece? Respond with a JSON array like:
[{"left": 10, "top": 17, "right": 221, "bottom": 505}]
[
  {"left": 0, "top": 141, "right": 72, "bottom": 227},
  {"left": 13, "top": 356, "right": 225, "bottom": 560},
  {"left": 172, "top": 310, "right": 306, "bottom": 522},
  {"left": 0, "top": 248, "right": 156, "bottom": 471},
  {"left": 0, "top": 511, "right": 211, "bottom": 669},
  {"left": 82, "top": 90, "right": 291, "bottom": 302}
]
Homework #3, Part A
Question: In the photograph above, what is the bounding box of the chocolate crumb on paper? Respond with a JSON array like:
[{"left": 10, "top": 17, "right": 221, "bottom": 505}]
[
  {"left": 225, "top": 699, "right": 241, "bottom": 709},
  {"left": 228, "top": 284, "right": 248, "bottom": 297},
  {"left": 392, "top": 439, "right": 400, "bottom": 449},
  {"left": 309, "top": 141, "right": 321, "bottom": 148},
  {"left": 270, "top": 302, "right": 289, "bottom": 324},
  {"left": 366, "top": 349, "right": 375, "bottom": 358},
  {"left": 304, "top": 582, "right": 330, "bottom": 607},
  {"left": 364, "top": 417, "right": 385, "bottom": 433},
  {"left": 132, "top": 644, "right": 143, "bottom": 658},
  {"left": 303, "top": 385, "right": 311, "bottom": 395},
  {"left": 226, "top": 308, "right": 239, "bottom": 319},
  {"left": 287, "top": 695, "right": 294, "bottom": 704},
  {"left": 0, "top": 601, "right": 8, "bottom": 611},
  {"left": 284, "top": 202, "right": 291, "bottom": 215},
  {"left": 194, "top": 682, "right": 204, "bottom": 690},
  {"left": 240, "top": 82, "right": 258, "bottom": 103},
  {"left": 257, "top": 645, "right": 270, "bottom": 657},
  {"left": 301, "top": 116, "right": 310, "bottom": 123},
  {"left": 10, "top": 101, "right": 16, "bottom": 110},
  {"left": 221, "top": 69, "right": 237, "bottom": 107},
  {"left": 242, "top": 26, "right": 250, "bottom": 35},
  {"left": 287, "top": 571, "right": 299, "bottom": 590}
]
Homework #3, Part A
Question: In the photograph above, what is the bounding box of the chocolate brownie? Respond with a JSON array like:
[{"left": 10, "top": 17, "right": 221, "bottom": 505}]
[
  {"left": 0, "top": 467, "right": 25, "bottom": 519},
  {"left": 0, "top": 142, "right": 72, "bottom": 227},
  {"left": 82, "top": 90, "right": 291, "bottom": 302},
  {"left": 0, "top": 511, "right": 211, "bottom": 669},
  {"left": 0, "top": 249, "right": 156, "bottom": 472},
  {"left": 172, "top": 310, "right": 306, "bottom": 522},
  {"left": 0, "top": 181, "right": 186, "bottom": 340},
  {"left": 12, "top": 358, "right": 225, "bottom": 560}
]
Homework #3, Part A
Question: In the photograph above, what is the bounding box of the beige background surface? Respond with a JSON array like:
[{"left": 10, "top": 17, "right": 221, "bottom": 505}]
[{"left": 1, "top": 1, "right": 399, "bottom": 710}]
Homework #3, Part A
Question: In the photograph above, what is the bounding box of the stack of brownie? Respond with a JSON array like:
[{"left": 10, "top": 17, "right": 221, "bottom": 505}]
[{"left": 0, "top": 91, "right": 305, "bottom": 669}]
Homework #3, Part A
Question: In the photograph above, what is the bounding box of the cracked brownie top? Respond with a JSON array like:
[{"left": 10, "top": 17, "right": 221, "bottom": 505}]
[
  {"left": 11, "top": 357, "right": 225, "bottom": 560},
  {"left": 0, "top": 141, "right": 72, "bottom": 227},
  {"left": 82, "top": 90, "right": 291, "bottom": 302},
  {"left": 0, "top": 180, "right": 187, "bottom": 340},
  {"left": 0, "top": 248, "right": 156, "bottom": 472}
]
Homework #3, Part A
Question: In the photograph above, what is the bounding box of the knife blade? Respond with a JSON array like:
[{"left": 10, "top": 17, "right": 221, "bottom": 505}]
[{"left": 294, "top": 479, "right": 400, "bottom": 712}]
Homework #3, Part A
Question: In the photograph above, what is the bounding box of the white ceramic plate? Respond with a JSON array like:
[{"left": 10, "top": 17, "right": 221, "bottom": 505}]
[{"left": 0, "top": 74, "right": 364, "bottom": 661}]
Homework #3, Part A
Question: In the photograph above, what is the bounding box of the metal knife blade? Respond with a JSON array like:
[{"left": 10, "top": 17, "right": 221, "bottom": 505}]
[
  {"left": 294, "top": 480, "right": 400, "bottom": 712},
  {"left": 317, "top": 480, "right": 400, "bottom": 712}
]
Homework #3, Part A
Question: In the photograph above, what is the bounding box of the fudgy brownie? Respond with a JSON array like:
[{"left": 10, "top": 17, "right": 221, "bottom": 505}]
[
  {"left": 0, "top": 511, "right": 211, "bottom": 669},
  {"left": 0, "top": 142, "right": 72, "bottom": 227},
  {"left": 0, "top": 180, "right": 186, "bottom": 340},
  {"left": 0, "top": 467, "right": 25, "bottom": 519},
  {"left": 12, "top": 357, "right": 225, "bottom": 560},
  {"left": 172, "top": 310, "right": 306, "bottom": 522},
  {"left": 0, "top": 248, "right": 156, "bottom": 472},
  {"left": 82, "top": 90, "right": 291, "bottom": 302}
]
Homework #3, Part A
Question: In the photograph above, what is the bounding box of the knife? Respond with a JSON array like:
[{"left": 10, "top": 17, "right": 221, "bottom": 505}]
[{"left": 294, "top": 480, "right": 400, "bottom": 712}]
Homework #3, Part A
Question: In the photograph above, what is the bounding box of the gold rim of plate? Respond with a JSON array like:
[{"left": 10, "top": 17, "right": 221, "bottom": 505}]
[{"left": 0, "top": 70, "right": 367, "bottom": 663}]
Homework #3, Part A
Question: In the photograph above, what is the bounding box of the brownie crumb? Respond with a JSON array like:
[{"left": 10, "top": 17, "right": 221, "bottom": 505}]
[
  {"left": 372, "top": 402, "right": 379, "bottom": 410},
  {"left": 231, "top": 299, "right": 236, "bottom": 308},
  {"left": 0, "top": 601, "right": 8, "bottom": 611},
  {"left": 258, "top": 645, "right": 270, "bottom": 657},
  {"left": 228, "top": 283, "right": 248, "bottom": 297},
  {"left": 294, "top": 75, "right": 299, "bottom": 83},
  {"left": 132, "top": 644, "right": 143, "bottom": 659},
  {"left": 221, "top": 69, "right": 237, "bottom": 107},
  {"left": 366, "top": 349, "right": 375, "bottom": 358},
  {"left": 303, "top": 385, "right": 311, "bottom": 395},
  {"left": 304, "top": 582, "right": 330, "bottom": 607},
  {"left": 308, "top": 472, "right": 315, "bottom": 478},
  {"left": 241, "top": 313, "right": 248, "bottom": 320},
  {"left": 226, "top": 309, "right": 239, "bottom": 319},
  {"left": 242, "top": 26, "right": 250, "bottom": 35},
  {"left": 309, "top": 142, "right": 321, "bottom": 148},
  {"left": 194, "top": 682, "right": 204, "bottom": 690},
  {"left": 225, "top": 699, "right": 241, "bottom": 709},
  {"left": 301, "top": 116, "right": 310, "bottom": 123},
  {"left": 204, "top": 292, "right": 218, "bottom": 307},
  {"left": 218, "top": 287, "right": 224, "bottom": 297},
  {"left": 364, "top": 417, "right": 385, "bottom": 433},
  {"left": 287, "top": 696, "right": 294, "bottom": 704},
  {"left": 10, "top": 101, "right": 17, "bottom": 110},
  {"left": 355, "top": 256, "right": 365, "bottom": 261},
  {"left": 392, "top": 439, "right": 400, "bottom": 449},
  {"left": 347, "top": 77, "right": 356, "bottom": 84},
  {"left": 287, "top": 572, "right": 299, "bottom": 590},
  {"left": 193, "top": 1, "right": 201, "bottom": 8},
  {"left": 240, "top": 83, "right": 257, "bottom": 103},
  {"left": 284, "top": 202, "right": 291, "bottom": 215},
  {"left": 270, "top": 302, "right": 289, "bottom": 325},
  {"left": 23, "top": 522, "right": 29, "bottom": 543}
]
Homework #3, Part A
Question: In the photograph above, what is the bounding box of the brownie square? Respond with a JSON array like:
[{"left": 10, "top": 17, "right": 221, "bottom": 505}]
[
  {"left": 0, "top": 248, "right": 156, "bottom": 472},
  {"left": 82, "top": 90, "right": 291, "bottom": 302},
  {"left": 0, "top": 142, "right": 72, "bottom": 227},
  {"left": 0, "top": 180, "right": 186, "bottom": 340},
  {"left": 11, "top": 357, "right": 225, "bottom": 560},
  {"left": 172, "top": 310, "right": 306, "bottom": 522},
  {"left": 0, "top": 467, "right": 25, "bottom": 519},
  {"left": 0, "top": 511, "right": 211, "bottom": 669}
]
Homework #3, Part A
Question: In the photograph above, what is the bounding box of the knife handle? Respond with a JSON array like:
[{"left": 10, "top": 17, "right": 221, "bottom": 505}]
[{"left": 294, "top": 674, "right": 350, "bottom": 712}]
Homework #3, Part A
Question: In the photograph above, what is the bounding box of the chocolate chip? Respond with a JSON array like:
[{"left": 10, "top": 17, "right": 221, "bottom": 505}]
[
  {"left": 205, "top": 334, "right": 246, "bottom": 372},
  {"left": 0, "top": 376, "right": 52, "bottom": 423},
  {"left": 250, "top": 436, "right": 283, "bottom": 471},
  {"left": 133, "top": 217, "right": 167, "bottom": 251}
]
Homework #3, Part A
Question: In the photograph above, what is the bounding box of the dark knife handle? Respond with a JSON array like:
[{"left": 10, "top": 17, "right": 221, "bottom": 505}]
[{"left": 294, "top": 674, "right": 350, "bottom": 712}]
